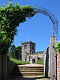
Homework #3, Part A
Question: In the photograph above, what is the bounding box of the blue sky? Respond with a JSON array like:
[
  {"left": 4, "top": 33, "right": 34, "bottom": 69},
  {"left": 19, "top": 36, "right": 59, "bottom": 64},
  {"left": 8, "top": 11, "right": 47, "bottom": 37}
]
[{"left": 0, "top": 0, "right": 60, "bottom": 51}]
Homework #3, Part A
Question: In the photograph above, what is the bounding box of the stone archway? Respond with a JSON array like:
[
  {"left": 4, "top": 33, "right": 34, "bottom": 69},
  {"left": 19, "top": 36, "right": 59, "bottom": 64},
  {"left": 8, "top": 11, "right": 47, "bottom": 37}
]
[
  {"left": 32, "top": 59, "right": 35, "bottom": 63},
  {"left": 0, "top": 5, "right": 58, "bottom": 80}
]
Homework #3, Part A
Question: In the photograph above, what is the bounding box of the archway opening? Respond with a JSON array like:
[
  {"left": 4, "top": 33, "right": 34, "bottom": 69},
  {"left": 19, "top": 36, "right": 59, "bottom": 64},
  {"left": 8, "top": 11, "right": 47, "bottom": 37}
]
[{"left": 32, "top": 59, "right": 35, "bottom": 63}]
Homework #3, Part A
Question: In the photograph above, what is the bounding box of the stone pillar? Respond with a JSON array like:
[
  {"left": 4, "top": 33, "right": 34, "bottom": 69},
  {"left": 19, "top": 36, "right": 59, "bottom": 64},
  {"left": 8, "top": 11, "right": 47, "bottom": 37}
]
[
  {"left": 44, "top": 51, "right": 46, "bottom": 76},
  {"left": 0, "top": 55, "right": 2, "bottom": 80},
  {"left": 44, "top": 48, "right": 49, "bottom": 77},
  {"left": 2, "top": 54, "right": 8, "bottom": 80},
  {"left": 49, "top": 36, "right": 56, "bottom": 80}
]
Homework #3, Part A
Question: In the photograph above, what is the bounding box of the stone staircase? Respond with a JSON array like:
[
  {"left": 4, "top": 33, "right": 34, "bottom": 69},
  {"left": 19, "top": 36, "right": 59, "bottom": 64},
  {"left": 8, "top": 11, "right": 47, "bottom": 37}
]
[{"left": 12, "top": 64, "right": 44, "bottom": 78}]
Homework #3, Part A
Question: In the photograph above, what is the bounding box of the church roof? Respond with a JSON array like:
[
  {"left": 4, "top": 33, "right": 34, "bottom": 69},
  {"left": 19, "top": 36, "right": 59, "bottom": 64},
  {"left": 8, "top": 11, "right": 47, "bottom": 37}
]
[{"left": 22, "top": 41, "right": 35, "bottom": 45}]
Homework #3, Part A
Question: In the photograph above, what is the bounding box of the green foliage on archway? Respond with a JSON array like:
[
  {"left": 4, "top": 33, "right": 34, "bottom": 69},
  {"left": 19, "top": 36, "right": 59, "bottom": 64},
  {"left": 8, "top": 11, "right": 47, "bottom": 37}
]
[{"left": 0, "top": 2, "right": 35, "bottom": 54}]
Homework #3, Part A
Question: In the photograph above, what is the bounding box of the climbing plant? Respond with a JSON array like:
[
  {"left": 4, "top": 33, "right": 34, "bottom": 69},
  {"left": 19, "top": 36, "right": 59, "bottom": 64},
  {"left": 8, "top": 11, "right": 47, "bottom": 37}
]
[
  {"left": 55, "top": 41, "right": 60, "bottom": 53},
  {"left": 0, "top": 2, "right": 35, "bottom": 54}
]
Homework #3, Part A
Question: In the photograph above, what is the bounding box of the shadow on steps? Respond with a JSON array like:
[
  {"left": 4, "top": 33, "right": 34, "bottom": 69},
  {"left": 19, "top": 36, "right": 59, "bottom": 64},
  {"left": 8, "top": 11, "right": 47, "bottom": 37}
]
[
  {"left": 8, "top": 76, "right": 50, "bottom": 80},
  {"left": 8, "top": 64, "right": 50, "bottom": 80}
]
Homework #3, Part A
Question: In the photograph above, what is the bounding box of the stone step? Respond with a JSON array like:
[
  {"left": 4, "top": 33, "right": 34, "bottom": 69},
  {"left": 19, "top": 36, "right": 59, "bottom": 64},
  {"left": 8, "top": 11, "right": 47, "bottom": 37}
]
[
  {"left": 15, "top": 67, "right": 44, "bottom": 72},
  {"left": 18, "top": 66, "right": 44, "bottom": 68},
  {"left": 13, "top": 70, "right": 44, "bottom": 74},
  {"left": 15, "top": 69, "right": 44, "bottom": 72},
  {"left": 19, "top": 69, "right": 44, "bottom": 72},
  {"left": 13, "top": 71, "right": 44, "bottom": 73},
  {"left": 22, "top": 75, "right": 44, "bottom": 78},
  {"left": 13, "top": 72, "right": 44, "bottom": 76},
  {"left": 18, "top": 67, "right": 44, "bottom": 70},
  {"left": 18, "top": 66, "right": 44, "bottom": 71},
  {"left": 12, "top": 64, "right": 44, "bottom": 77}
]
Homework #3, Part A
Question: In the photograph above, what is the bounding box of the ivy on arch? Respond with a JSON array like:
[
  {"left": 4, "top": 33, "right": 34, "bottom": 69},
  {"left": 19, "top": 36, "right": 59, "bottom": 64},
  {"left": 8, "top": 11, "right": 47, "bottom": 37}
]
[
  {"left": 0, "top": 1, "right": 58, "bottom": 54},
  {"left": 0, "top": 2, "right": 35, "bottom": 54}
]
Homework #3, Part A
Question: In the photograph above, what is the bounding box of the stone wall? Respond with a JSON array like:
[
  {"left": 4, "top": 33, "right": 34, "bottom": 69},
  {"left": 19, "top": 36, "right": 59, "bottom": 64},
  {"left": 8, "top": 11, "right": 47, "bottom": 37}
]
[
  {"left": 0, "top": 54, "right": 8, "bottom": 80},
  {"left": 0, "top": 54, "right": 15, "bottom": 80},
  {"left": 8, "top": 61, "right": 16, "bottom": 77}
]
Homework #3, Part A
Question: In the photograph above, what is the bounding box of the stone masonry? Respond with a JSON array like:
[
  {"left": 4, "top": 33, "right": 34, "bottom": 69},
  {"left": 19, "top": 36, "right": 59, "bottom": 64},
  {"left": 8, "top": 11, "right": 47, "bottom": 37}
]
[{"left": 49, "top": 36, "right": 56, "bottom": 80}]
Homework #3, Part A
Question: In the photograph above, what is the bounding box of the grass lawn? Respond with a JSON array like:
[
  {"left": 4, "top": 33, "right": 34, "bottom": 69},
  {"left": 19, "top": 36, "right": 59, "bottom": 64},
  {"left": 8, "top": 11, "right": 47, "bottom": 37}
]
[
  {"left": 9, "top": 57, "right": 30, "bottom": 64},
  {"left": 34, "top": 59, "right": 44, "bottom": 64}
]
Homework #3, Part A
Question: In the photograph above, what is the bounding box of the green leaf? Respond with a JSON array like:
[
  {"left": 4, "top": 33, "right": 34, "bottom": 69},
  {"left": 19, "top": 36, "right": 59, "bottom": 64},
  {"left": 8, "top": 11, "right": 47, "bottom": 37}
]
[
  {"left": 3, "top": 35, "right": 6, "bottom": 40},
  {"left": 55, "top": 41, "right": 60, "bottom": 52}
]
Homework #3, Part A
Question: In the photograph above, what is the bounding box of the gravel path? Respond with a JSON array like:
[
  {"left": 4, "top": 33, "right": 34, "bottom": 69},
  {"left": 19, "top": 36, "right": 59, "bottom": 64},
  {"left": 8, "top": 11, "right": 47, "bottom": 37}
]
[{"left": 18, "top": 64, "right": 44, "bottom": 67}]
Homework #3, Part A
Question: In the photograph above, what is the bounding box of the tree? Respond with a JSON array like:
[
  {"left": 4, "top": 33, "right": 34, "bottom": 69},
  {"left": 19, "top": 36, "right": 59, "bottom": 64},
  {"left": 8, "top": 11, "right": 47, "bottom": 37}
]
[
  {"left": 8, "top": 45, "right": 22, "bottom": 59},
  {"left": 55, "top": 41, "right": 60, "bottom": 52},
  {"left": 15, "top": 46, "right": 22, "bottom": 59},
  {"left": 8, "top": 44, "right": 16, "bottom": 58}
]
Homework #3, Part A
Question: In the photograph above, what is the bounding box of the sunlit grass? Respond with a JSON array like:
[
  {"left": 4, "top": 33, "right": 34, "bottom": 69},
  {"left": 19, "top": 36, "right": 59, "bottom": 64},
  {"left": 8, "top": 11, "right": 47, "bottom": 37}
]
[
  {"left": 34, "top": 59, "right": 44, "bottom": 64},
  {"left": 9, "top": 57, "right": 30, "bottom": 64}
]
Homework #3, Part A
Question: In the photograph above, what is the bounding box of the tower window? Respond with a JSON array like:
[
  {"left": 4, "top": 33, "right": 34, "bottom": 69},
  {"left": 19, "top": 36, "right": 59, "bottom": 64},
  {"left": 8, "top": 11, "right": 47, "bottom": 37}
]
[
  {"left": 24, "top": 45, "right": 27, "bottom": 49},
  {"left": 32, "top": 46, "right": 34, "bottom": 50}
]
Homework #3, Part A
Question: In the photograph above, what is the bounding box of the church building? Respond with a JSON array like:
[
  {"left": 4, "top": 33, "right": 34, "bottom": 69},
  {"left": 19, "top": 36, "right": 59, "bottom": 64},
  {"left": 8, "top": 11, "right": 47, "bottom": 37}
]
[{"left": 22, "top": 41, "right": 45, "bottom": 63}]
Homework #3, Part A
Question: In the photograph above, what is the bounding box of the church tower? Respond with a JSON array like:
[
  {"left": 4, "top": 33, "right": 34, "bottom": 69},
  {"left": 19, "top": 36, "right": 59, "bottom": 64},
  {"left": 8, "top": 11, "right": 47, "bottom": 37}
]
[{"left": 22, "top": 41, "right": 35, "bottom": 61}]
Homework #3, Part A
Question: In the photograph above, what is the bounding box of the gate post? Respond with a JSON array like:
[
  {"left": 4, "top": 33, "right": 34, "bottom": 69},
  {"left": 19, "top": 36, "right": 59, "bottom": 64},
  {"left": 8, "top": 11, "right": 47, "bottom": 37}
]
[
  {"left": 49, "top": 36, "right": 56, "bottom": 80},
  {"left": 44, "top": 48, "right": 49, "bottom": 77}
]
